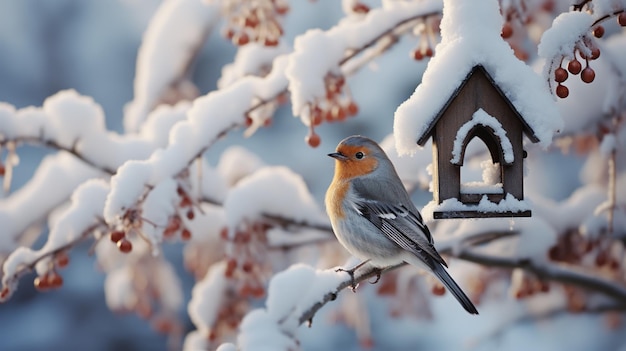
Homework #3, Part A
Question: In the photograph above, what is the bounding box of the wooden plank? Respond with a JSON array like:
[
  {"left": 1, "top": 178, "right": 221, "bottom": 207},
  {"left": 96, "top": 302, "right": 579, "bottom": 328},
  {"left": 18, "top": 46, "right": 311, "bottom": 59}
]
[{"left": 433, "top": 210, "right": 532, "bottom": 219}]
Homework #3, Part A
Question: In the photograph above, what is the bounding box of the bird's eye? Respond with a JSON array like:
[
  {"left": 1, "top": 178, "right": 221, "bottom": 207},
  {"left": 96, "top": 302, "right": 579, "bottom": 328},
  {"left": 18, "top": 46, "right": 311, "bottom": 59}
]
[{"left": 355, "top": 152, "right": 364, "bottom": 159}]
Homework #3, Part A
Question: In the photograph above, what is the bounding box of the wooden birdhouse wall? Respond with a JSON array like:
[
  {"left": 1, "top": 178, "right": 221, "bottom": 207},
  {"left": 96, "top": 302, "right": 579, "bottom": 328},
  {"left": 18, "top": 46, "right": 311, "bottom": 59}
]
[{"left": 431, "top": 67, "right": 526, "bottom": 205}]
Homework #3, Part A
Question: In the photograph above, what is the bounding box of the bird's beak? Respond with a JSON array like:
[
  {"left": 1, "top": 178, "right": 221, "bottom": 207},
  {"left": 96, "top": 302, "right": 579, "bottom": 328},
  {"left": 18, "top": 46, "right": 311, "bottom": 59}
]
[{"left": 328, "top": 152, "right": 347, "bottom": 160}]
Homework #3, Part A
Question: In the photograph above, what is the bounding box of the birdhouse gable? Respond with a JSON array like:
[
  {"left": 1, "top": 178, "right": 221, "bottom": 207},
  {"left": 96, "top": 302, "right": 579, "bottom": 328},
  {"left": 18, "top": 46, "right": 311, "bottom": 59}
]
[{"left": 416, "top": 65, "right": 540, "bottom": 147}]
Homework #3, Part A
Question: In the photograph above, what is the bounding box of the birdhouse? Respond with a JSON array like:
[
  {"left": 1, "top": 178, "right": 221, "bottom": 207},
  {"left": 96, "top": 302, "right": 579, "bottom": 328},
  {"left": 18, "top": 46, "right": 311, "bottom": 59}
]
[
  {"left": 393, "top": 0, "right": 562, "bottom": 220},
  {"left": 416, "top": 65, "right": 536, "bottom": 219}
]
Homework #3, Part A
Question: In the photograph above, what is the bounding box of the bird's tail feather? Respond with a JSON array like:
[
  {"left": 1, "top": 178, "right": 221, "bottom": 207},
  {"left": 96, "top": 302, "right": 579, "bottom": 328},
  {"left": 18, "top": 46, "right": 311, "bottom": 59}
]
[{"left": 432, "top": 263, "right": 479, "bottom": 315}]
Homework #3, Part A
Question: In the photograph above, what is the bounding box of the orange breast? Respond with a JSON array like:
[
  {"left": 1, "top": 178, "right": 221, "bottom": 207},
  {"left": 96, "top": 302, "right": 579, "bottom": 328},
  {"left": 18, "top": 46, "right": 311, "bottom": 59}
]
[{"left": 325, "top": 179, "right": 349, "bottom": 220}]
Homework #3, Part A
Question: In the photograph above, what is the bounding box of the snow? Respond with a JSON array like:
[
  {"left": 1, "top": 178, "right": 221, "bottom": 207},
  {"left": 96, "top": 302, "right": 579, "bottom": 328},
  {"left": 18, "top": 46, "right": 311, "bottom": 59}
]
[
  {"left": 237, "top": 309, "right": 298, "bottom": 351},
  {"left": 124, "top": 0, "right": 220, "bottom": 133},
  {"left": 538, "top": 12, "right": 594, "bottom": 62},
  {"left": 104, "top": 266, "right": 136, "bottom": 311},
  {"left": 105, "top": 54, "right": 290, "bottom": 228},
  {"left": 183, "top": 330, "right": 210, "bottom": 351},
  {"left": 236, "top": 264, "right": 346, "bottom": 349},
  {"left": 451, "top": 108, "right": 514, "bottom": 164},
  {"left": 394, "top": 0, "right": 562, "bottom": 155},
  {"left": 460, "top": 182, "right": 503, "bottom": 194},
  {"left": 139, "top": 178, "right": 178, "bottom": 252},
  {"left": 218, "top": 43, "right": 289, "bottom": 89},
  {"left": 187, "top": 261, "right": 229, "bottom": 335},
  {"left": 0, "top": 152, "right": 101, "bottom": 252},
  {"left": 422, "top": 194, "right": 531, "bottom": 221},
  {"left": 222, "top": 166, "right": 328, "bottom": 234},
  {"left": 216, "top": 146, "right": 265, "bottom": 187},
  {"left": 599, "top": 134, "right": 617, "bottom": 156}
]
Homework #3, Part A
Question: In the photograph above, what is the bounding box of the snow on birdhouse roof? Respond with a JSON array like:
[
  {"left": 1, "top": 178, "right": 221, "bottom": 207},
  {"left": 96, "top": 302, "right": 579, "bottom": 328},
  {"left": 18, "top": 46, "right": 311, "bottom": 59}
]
[{"left": 393, "top": 0, "right": 562, "bottom": 155}]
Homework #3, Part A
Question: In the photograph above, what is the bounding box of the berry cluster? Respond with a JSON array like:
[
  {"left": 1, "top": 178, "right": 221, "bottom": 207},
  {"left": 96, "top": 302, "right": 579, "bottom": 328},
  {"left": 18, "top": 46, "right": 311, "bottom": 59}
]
[
  {"left": 195, "top": 221, "right": 274, "bottom": 343},
  {"left": 108, "top": 208, "right": 144, "bottom": 254},
  {"left": 554, "top": 11, "right": 626, "bottom": 98},
  {"left": 306, "top": 73, "right": 359, "bottom": 148},
  {"left": 410, "top": 17, "right": 439, "bottom": 62},
  {"left": 32, "top": 251, "right": 70, "bottom": 292},
  {"left": 548, "top": 230, "right": 625, "bottom": 313},
  {"left": 222, "top": 0, "right": 288, "bottom": 47},
  {"left": 509, "top": 269, "right": 550, "bottom": 300},
  {"left": 222, "top": 222, "right": 271, "bottom": 299}
]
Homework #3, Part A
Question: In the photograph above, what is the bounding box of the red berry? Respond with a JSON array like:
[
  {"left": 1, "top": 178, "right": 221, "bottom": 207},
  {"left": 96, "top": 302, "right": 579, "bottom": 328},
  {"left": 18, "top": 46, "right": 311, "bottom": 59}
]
[
  {"left": 0, "top": 164, "right": 5, "bottom": 177},
  {"left": 306, "top": 132, "right": 321, "bottom": 148},
  {"left": 244, "top": 116, "right": 253, "bottom": 127},
  {"left": 220, "top": 227, "right": 229, "bottom": 240},
  {"left": 250, "top": 285, "right": 266, "bottom": 298},
  {"left": 618, "top": 12, "right": 626, "bottom": 26},
  {"left": 352, "top": 3, "right": 370, "bottom": 14},
  {"left": 186, "top": 209, "right": 195, "bottom": 220},
  {"left": 244, "top": 16, "right": 259, "bottom": 28},
  {"left": 225, "top": 258, "right": 237, "bottom": 277},
  {"left": 424, "top": 47, "right": 434, "bottom": 57},
  {"left": 152, "top": 316, "right": 174, "bottom": 334},
  {"left": 589, "top": 47, "right": 600, "bottom": 60},
  {"left": 0, "top": 287, "right": 9, "bottom": 299},
  {"left": 581, "top": 67, "right": 595, "bottom": 83},
  {"left": 264, "top": 37, "right": 279, "bottom": 47},
  {"left": 181, "top": 228, "right": 192, "bottom": 241},
  {"left": 568, "top": 60, "right": 582, "bottom": 75},
  {"left": 48, "top": 272, "right": 63, "bottom": 288},
  {"left": 432, "top": 283, "right": 446, "bottom": 296},
  {"left": 501, "top": 22, "right": 513, "bottom": 39},
  {"left": 110, "top": 231, "right": 125, "bottom": 243},
  {"left": 311, "top": 108, "right": 323, "bottom": 126},
  {"left": 556, "top": 84, "right": 569, "bottom": 98},
  {"left": 412, "top": 48, "right": 424, "bottom": 61},
  {"left": 234, "top": 32, "right": 249, "bottom": 46},
  {"left": 179, "top": 196, "right": 192, "bottom": 207},
  {"left": 55, "top": 252, "right": 70, "bottom": 268},
  {"left": 554, "top": 67, "right": 568, "bottom": 83},
  {"left": 346, "top": 101, "right": 359, "bottom": 116},
  {"left": 117, "top": 238, "right": 133, "bottom": 253},
  {"left": 242, "top": 261, "right": 254, "bottom": 273},
  {"left": 275, "top": 4, "right": 289, "bottom": 15},
  {"left": 332, "top": 105, "right": 347, "bottom": 121},
  {"left": 223, "top": 28, "right": 235, "bottom": 40},
  {"left": 34, "top": 275, "right": 49, "bottom": 291},
  {"left": 593, "top": 26, "right": 604, "bottom": 38}
]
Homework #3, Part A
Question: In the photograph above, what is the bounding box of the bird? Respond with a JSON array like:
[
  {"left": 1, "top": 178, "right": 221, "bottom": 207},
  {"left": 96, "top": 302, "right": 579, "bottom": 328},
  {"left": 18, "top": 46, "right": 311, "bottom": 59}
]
[{"left": 325, "top": 135, "right": 478, "bottom": 315}]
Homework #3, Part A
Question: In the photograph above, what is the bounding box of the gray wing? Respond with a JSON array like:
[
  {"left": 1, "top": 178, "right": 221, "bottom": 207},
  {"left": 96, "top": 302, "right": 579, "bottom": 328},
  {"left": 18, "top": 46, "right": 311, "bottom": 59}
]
[{"left": 352, "top": 197, "right": 448, "bottom": 268}]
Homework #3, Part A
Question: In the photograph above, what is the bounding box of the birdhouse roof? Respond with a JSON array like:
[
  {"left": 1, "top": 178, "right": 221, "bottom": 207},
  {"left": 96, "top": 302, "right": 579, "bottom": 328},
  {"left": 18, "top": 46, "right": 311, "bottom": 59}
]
[
  {"left": 415, "top": 65, "right": 540, "bottom": 146},
  {"left": 393, "top": 0, "right": 562, "bottom": 155}
]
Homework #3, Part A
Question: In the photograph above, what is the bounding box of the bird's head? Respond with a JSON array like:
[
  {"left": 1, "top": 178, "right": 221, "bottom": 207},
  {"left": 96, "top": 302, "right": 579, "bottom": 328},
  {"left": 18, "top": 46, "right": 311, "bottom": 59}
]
[{"left": 328, "top": 135, "right": 387, "bottom": 180}]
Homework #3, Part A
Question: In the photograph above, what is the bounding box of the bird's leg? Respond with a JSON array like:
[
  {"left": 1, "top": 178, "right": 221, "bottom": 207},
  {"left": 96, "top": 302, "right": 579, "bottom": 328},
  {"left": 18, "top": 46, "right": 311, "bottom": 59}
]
[{"left": 336, "top": 260, "right": 370, "bottom": 292}]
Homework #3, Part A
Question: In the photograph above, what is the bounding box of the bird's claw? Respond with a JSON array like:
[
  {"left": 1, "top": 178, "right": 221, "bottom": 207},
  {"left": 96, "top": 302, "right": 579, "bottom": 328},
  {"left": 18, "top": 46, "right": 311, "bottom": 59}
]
[
  {"left": 368, "top": 268, "right": 382, "bottom": 285},
  {"left": 336, "top": 267, "right": 358, "bottom": 292}
]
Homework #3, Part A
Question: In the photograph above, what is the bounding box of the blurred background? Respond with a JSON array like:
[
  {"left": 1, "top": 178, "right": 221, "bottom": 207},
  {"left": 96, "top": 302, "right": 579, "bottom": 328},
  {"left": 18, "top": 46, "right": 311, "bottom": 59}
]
[{"left": 1, "top": 1, "right": 624, "bottom": 351}]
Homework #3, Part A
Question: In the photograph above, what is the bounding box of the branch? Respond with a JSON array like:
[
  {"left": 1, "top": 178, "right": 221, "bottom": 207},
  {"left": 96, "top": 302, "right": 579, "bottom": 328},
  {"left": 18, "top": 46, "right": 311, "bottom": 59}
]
[
  {"left": 1, "top": 137, "right": 117, "bottom": 175},
  {"left": 293, "top": 231, "right": 626, "bottom": 327},
  {"left": 458, "top": 249, "right": 626, "bottom": 301}
]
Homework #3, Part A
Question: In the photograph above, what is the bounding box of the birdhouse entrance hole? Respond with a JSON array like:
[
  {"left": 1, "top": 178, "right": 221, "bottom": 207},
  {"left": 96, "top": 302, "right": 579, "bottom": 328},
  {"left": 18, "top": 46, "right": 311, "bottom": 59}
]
[{"left": 459, "top": 137, "right": 504, "bottom": 204}]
